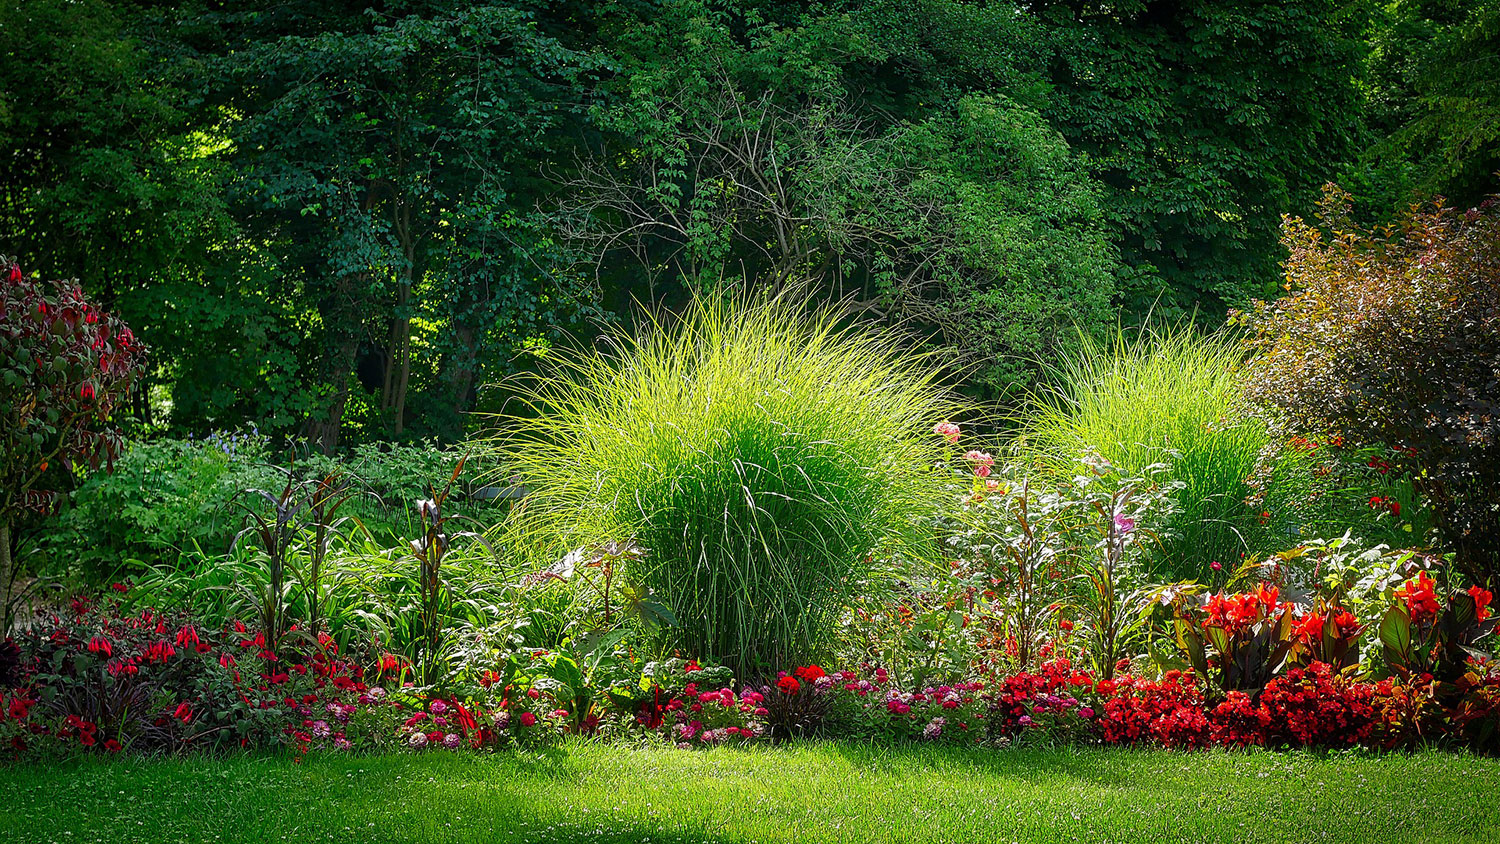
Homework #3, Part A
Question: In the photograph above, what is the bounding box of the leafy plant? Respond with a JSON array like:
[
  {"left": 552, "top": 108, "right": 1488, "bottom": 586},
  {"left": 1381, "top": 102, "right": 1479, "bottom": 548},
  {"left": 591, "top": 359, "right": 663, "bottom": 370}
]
[
  {"left": 396, "top": 455, "right": 505, "bottom": 687},
  {"left": 1378, "top": 572, "right": 1496, "bottom": 686},
  {"left": 1171, "top": 583, "right": 1296, "bottom": 695},
  {"left": 497, "top": 293, "right": 958, "bottom": 675},
  {"left": 1, "top": 258, "right": 146, "bottom": 635}
]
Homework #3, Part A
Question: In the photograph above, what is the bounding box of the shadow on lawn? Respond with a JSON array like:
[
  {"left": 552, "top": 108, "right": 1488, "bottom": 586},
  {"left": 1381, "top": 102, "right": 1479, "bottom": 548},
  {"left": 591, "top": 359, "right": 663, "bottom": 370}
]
[{"left": 823, "top": 740, "right": 1190, "bottom": 789}]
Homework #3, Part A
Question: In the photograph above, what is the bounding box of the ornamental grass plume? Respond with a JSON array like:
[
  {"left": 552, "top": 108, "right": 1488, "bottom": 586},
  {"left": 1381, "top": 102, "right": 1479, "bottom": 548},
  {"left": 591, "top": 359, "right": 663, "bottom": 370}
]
[{"left": 493, "top": 292, "right": 959, "bottom": 674}]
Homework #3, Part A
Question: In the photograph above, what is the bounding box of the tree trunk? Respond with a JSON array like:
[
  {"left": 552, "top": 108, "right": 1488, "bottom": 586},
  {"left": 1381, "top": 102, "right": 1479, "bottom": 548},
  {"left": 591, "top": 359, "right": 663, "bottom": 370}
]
[
  {"left": 1, "top": 518, "right": 14, "bottom": 636},
  {"left": 307, "top": 273, "right": 364, "bottom": 454}
]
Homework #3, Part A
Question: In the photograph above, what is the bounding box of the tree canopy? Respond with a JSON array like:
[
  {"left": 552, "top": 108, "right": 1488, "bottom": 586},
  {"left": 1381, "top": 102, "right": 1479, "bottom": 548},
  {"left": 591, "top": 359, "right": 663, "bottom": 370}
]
[{"left": 2, "top": 0, "right": 1493, "bottom": 447}]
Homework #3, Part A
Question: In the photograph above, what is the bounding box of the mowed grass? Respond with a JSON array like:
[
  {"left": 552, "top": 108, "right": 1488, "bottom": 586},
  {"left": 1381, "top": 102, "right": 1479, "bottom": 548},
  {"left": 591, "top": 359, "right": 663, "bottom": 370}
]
[{"left": 4, "top": 742, "right": 1497, "bottom": 843}]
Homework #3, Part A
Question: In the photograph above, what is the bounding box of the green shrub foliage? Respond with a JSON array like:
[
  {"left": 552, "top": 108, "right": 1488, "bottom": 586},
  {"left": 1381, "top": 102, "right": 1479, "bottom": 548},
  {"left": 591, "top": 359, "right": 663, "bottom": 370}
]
[
  {"left": 1241, "top": 187, "right": 1500, "bottom": 584},
  {"left": 498, "top": 294, "right": 958, "bottom": 674}
]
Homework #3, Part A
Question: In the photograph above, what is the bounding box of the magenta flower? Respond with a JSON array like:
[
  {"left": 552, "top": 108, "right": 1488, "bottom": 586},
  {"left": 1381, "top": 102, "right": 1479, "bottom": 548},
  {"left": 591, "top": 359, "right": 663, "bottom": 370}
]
[{"left": 1113, "top": 513, "right": 1136, "bottom": 534}]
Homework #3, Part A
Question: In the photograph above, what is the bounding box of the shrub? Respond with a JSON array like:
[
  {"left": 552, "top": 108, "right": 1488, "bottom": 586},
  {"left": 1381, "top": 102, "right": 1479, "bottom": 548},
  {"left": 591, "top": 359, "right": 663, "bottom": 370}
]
[
  {"left": 1240, "top": 186, "right": 1500, "bottom": 585},
  {"left": 49, "top": 434, "right": 503, "bottom": 577},
  {"left": 1021, "top": 325, "right": 1269, "bottom": 581},
  {"left": 1, "top": 258, "right": 146, "bottom": 634},
  {"left": 497, "top": 294, "right": 958, "bottom": 674}
]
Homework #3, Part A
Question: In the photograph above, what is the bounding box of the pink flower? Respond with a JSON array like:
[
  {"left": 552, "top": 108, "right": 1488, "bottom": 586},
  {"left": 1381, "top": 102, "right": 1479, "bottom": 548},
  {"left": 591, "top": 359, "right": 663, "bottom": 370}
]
[
  {"left": 1113, "top": 513, "right": 1136, "bottom": 534},
  {"left": 933, "top": 422, "right": 961, "bottom": 444},
  {"left": 407, "top": 732, "right": 428, "bottom": 748},
  {"left": 519, "top": 712, "right": 536, "bottom": 727},
  {"left": 429, "top": 699, "right": 448, "bottom": 715},
  {"left": 442, "top": 733, "right": 462, "bottom": 749}
]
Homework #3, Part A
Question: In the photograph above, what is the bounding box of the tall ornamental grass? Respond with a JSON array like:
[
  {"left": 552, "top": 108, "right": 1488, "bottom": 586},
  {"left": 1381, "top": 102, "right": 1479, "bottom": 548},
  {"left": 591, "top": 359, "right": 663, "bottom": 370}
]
[
  {"left": 493, "top": 295, "right": 959, "bottom": 674},
  {"left": 1020, "top": 326, "right": 1270, "bottom": 581}
]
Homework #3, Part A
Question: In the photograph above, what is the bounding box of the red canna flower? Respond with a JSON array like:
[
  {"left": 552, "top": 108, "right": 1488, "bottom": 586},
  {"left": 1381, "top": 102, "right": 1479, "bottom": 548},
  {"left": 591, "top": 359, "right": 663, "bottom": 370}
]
[
  {"left": 1395, "top": 572, "right": 1441, "bottom": 622},
  {"left": 1332, "top": 611, "right": 1362, "bottom": 639},
  {"left": 1469, "top": 585, "right": 1494, "bottom": 622},
  {"left": 1294, "top": 611, "right": 1326, "bottom": 643}
]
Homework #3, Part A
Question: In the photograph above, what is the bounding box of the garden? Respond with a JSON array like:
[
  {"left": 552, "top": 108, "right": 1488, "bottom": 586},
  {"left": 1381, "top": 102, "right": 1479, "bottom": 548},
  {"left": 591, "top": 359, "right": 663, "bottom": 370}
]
[{"left": 2, "top": 1, "right": 1499, "bottom": 841}]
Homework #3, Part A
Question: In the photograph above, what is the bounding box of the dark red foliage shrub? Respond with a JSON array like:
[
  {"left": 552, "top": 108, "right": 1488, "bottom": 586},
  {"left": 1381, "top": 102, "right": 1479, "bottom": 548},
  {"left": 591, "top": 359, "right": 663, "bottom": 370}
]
[{"left": 1239, "top": 188, "right": 1500, "bottom": 584}]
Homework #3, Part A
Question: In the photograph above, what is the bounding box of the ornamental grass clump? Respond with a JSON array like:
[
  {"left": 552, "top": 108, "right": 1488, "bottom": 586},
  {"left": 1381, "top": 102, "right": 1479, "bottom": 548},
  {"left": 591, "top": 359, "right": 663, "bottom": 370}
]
[
  {"left": 1021, "top": 325, "right": 1269, "bottom": 581},
  {"left": 496, "top": 294, "right": 958, "bottom": 674}
]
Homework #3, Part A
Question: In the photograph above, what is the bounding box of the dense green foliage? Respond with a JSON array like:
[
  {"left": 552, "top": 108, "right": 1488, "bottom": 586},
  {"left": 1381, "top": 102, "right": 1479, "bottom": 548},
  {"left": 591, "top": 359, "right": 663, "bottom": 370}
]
[
  {"left": 498, "top": 295, "right": 957, "bottom": 673},
  {"left": 47, "top": 434, "right": 501, "bottom": 578},
  {"left": 1353, "top": 0, "right": 1500, "bottom": 212},
  {"left": 6, "top": 745, "right": 1500, "bottom": 843},
  {"left": 9, "top": 0, "right": 1479, "bottom": 442}
]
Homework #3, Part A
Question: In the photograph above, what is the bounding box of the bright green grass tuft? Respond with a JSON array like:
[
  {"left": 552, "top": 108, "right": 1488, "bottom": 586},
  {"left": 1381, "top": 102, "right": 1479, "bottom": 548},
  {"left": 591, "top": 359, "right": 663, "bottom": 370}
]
[
  {"left": 1021, "top": 325, "right": 1270, "bottom": 581},
  {"left": 4, "top": 743, "right": 1498, "bottom": 843},
  {"left": 493, "top": 294, "right": 959, "bottom": 673}
]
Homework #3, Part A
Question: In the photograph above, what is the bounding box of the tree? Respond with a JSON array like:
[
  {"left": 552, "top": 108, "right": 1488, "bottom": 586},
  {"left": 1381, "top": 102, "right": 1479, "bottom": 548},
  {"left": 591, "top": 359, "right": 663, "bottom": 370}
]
[
  {"left": 1351, "top": 0, "right": 1500, "bottom": 212},
  {"left": 173, "top": 0, "right": 605, "bottom": 447},
  {"left": 1, "top": 258, "right": 146, "bottom": 632},
  {"left": 1035, "top": 0, "right": 1370, "bottom": 315},
  {"left": 561, "top": 2, "right": 1118, "bottom": 397},
  {"left": 0, "top": 0, "right": 231, "bottom": 428}
]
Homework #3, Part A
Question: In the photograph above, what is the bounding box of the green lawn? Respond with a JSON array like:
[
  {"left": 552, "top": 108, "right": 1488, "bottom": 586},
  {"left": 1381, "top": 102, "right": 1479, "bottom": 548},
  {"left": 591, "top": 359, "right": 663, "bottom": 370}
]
[{"left": 4, "top": 743, "right": 1497, "bottom": 843}]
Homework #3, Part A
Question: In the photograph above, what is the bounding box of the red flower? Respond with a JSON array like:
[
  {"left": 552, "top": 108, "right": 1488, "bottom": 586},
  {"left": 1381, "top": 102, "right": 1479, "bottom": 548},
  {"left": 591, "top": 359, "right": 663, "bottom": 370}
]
[
  {"left": 519, "top": 712, "right": 537, "bottom": 727},
  {"left": 1058, "top": 619, "right": 1074, "bottom": 632},
  {"left": 104, "top": 739, "right": 121, "bottom": 753},
  {"left": 87, "top": 636, "right": 112, "bottom": 657},
  {"left": 1395, "top": 572, "right": 1441, "bottom": 622},
  {"left": 1294, "top": 610, "right": 1325, "bottom": 643},
  {"left": 794, "top": 665, "right": 826, "bottom": 683},
  {"left": 1331, "top": 611, "right": 1362, "bottom": 639},
  {"left": 1469, "top": 585, "right": 1494, "bottom": 622},
  {"left": 175, "top": 626, "right": 200, "bottom": 649},
  {"left": 377, "top": 652, "right": 400, "bottom": 673},
  {"left": 110, "top": 582, "right": 128, "bottom": 593},
  {"left": 777, "top": 675, "right": 801, "bottom": 695},
  {"left": 173, "top": 702, "right": 193, "bottom": 723}
]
